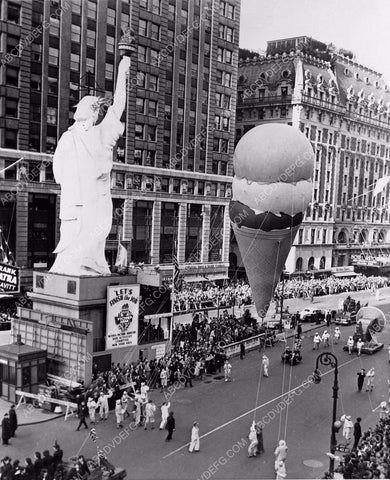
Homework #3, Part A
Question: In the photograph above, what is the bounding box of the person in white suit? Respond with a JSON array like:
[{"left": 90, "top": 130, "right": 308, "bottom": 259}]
[
  {"left": 97, "top": 390, "right": 113, "bottom": 421},
  {"left": 159, "top": 401, "right": 170, "bottom": 430},
  {"left": 189, "top": 422, "right": 200, "bottom": 453},
  {"left": 340, "top": 414, "right": 353, "bottom": 442}
]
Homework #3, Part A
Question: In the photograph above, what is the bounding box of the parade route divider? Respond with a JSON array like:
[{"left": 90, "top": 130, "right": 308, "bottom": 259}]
[{"left": 15, "top": 390, "right": 78, "bottom": 421}]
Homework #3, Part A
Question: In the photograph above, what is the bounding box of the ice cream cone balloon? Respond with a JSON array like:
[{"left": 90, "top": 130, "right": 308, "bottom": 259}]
[{"left": 230, "top": 123, "right": 315, "bottom": 317}]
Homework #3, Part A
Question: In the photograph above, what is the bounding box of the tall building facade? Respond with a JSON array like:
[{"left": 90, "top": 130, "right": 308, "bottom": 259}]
[
  {"left": 0, "top": 0, "right": 240, "bottom": 286},
  {"left": 235, "top": 36, "right": 390, "bottom": 275}
]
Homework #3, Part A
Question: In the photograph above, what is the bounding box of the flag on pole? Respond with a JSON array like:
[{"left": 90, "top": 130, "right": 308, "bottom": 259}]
[
  {"left": 373, "top": 176, "right": 390, "bottom": 196},
  {"left": 115, "top": 242, "right": 128, "bottom": 268},
  {"left": 172, "top": 254, "right": 183, "bottom": 294},
  {"left": 90, "top": 428, "right": 98, "bottom": 442}
]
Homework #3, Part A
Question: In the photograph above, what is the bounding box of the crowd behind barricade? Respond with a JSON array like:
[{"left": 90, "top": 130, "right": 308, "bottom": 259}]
[
  {"left": 173, "top": 279, "right": 252, "bottom": 312},
  {"left": 171, "top": 275, "right": 389, "bottom": 314},
  {"left": 274, "top": 275, "right": 389, "bottom": 300},
  {"left": 335, "top": 415, "right": 390, "bottom": 479}
]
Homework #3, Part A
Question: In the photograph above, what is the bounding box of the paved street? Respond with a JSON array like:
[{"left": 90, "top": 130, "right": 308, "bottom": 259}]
[{"left": 3, "top": 290, "right": 390, "bottom": 480}]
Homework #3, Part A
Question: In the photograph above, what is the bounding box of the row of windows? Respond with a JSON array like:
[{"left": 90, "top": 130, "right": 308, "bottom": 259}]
[
  {"left": 217, "top": 47, "right": 233, "bottom": 64},
  {"left": 139, "top": 19, "right": 161, "bottom": 40},
  {"left": 219, "top": 1, "right": 236, "bottom": 19},
  {"left": 113, "top": 172, "right": 230, "bottom": 197}
]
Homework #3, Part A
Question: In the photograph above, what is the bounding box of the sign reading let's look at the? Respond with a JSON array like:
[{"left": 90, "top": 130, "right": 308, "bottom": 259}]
[
  {"left": 106, "top": 284, "right": 140, "bottom": 349},
  {"left": 0, "top": 262, "right": 20, "bottom": 293}
]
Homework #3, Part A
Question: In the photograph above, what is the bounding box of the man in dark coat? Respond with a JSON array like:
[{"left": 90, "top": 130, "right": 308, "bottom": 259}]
[
  {"left": 1, "top": 413, "right": 12, "bottom": 445},
  {"left": 296, "top": 322, "right": 302, "bottom": 339},
  {"left": 52, "top": 441, "right": 63, "bottom": 469},
  {"left": 357, "top": 369, "right": 366, "bottom": 392},
  {"left": 352, "top": 417, "right": 362, "bottom": 450},
  {"left": 9, "top": 404, "right": 18, "bottom": 437},
  {"left": 165, "top": 411, "right": 175, "bottom": 441},
  {"left": 76, "top": 402, "right": 89, "bottom": 431}
]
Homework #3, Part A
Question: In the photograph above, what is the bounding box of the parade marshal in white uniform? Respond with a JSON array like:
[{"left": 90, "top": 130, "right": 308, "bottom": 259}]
[{"left": 50, "top": 29, "right": 135, "bottom": 276}]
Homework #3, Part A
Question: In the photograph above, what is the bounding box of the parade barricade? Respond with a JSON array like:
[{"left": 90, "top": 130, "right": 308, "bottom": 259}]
[
  {"left": 222, "top": 332, "right": 272, "bottom": 357},
  {"left": 15, "top": 389, "right": 78, "bottom": 421}
]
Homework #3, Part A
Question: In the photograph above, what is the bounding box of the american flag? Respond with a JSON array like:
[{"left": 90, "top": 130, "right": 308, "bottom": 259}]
[
  {"left": 90, "top": 428, "right": 98, "bottom": 442},
  {"left": 172, "top": 254, "right": 183, "bottom": 294}
]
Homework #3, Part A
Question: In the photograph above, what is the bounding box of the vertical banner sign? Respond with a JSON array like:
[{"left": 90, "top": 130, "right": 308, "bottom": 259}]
[
  {"left": 106, "top": 285, "right": 140, "bottom": 349},
  {"left": 0, "top": 263, "right": 20, "bottom": 293}
]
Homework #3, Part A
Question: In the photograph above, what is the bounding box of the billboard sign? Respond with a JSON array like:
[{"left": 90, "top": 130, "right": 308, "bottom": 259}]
[
  {"left": 106, "top": 285, "right": 140, "bottom": 349},
  {"left": 0, "top": 263, "right": 20, "bottom": 294}
]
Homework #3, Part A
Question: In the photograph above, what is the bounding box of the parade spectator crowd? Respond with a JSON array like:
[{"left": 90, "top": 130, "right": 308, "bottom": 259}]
[
  {"left": 336, "top": 415, "right": 390, "bottom": 479},
  {"left": 171, "top": 275, "right": 389, "bottom": 313}
]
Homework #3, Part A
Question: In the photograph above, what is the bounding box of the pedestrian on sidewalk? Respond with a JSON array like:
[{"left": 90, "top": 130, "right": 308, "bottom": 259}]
[
  {"left": 144, "top": 400, "right": 156, "bottom": 430},
  {"left": 115, "top": 399, "right": 124, "bottom": 429},
  {"left": 347, "top": 336, "right": 354, "bottom": 354},
  {"left": 224, "top": 359, "right": 232, "bottom": 382},
  {"left": 1, "top": 413, "right": 11, "bottom": 445},
  {"left": 340, "top": 414, "right": 353, "bottom": 443},
  {"left": 247, "top": 422, "right": 258, "bottom": 457},
  {"left": 334, "top": 327, "right": 341, "bottom": 345},
  {"left": 352, "top": 417, "right": 362, "bottom": 450},
  {"left": 8, "top": 405, "right": 17, "bottom": 438},
  {"left": 322, "top": 330, "right": 330, "bottom": 348},
  {"left": 240, "top": 342, "right": 246, "bottom": 360},
  {"left": 357, "top": 369, "right": 366, "bottom": 392},
  {"left": 356, "top": 338, "right": 364, "bottom": 356},
  {"left": 76, "top": 402, "right": 89, "bottom": 431},
  {"left": 262, "top": 354, "right": 269, "bottom": 377},
  {"left": 313, "top": 332, "right": 321, "bottom": 350},
  {"left": 165, "top": 412, "right": 175, "bottom": 441},
  {"left": 159, "top": 401, "right": 170, "bottom": 430},
  {"left": 365, "top": 368, "right": 375, "bottom": 392},
  {"left": 188, "top": 422, "right": 200, "bottom": 452}
]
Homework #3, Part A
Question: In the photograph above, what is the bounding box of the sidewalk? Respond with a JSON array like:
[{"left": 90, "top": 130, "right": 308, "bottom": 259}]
[{"left": 0, "top": 397, "right": 63, "bottom": 426}]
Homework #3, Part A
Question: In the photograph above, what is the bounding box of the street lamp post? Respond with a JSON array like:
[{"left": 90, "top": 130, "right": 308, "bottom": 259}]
[
  {"left": 279, "top": 271, "right": 285, "bottom": 332},
  {"left": 313, "top": 352, "right": 339, "bottom": 478}
]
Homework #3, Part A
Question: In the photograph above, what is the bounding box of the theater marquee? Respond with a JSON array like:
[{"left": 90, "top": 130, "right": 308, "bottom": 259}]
[
  {"left": 0, "top": 263, "right": 20, "bottom": 294},
  {"left": 106, "top": 284, "right": 140, "bottom": 349}
]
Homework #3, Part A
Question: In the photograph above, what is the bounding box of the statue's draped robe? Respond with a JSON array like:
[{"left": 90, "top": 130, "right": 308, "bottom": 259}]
[{"left": 50, "top": 107, "right": 123, "bottom": 275}]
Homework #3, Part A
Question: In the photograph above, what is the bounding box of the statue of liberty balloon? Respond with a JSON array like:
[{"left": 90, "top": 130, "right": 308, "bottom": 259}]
[{"left": 50, "top": 29, "right": 135, "bottom": 276}]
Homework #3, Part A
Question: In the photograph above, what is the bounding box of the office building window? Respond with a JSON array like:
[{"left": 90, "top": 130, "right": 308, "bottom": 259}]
[
  {"left": 134, "top": 148, "right": 143, "bottom": 165},
  {"left": 135, "top": 124, "right": 145, "bottom": 139},
  {"left": 47, "top": 107, "right": 57, "bottom": 125},
  {"left": 137, "top": 72, "right": 146, "bottom": 88},
  {"left": 160, "top": 202, "right": 178, "bottom": 264},
  {"left": 139, "top": 19, "right": 147, "bottom": 36},
  {"left": 86, "top": 57, "right": 95, "bottom": 74},
  {"left": 151, "top": 23, "right": 160, "bottom": 40},
  {"left": 7, "top": 2, "right": 20, "bottom": 24},
  {"left": 71, "top": 24, "right": 81, "bottom": 43},
  {"left": 105, "top": 63, "right": 114, "bottom": 80},
  {"left": 87, "top": 0, "right": 97, "bottom": 19},
  {"left": 71, "top": 53, "right": 80, "bottom": 71},
  {"left": 138, "top": 45, "right": 147, "bottom": 63},
  {"left": 6, "top": 66, "right": 19, "bottom": 86},
  {"left": 72, "top": 0, "right": 82, "bottom": 14},
  {"left": 30, "top": 104, "right": 41, "bottom": 122},
  {"left": 87, "top": 29, "right": 96, "bottom": 47},
  {"left": 31, "top": 43, "right": 42, "bottom": 62},
  {"left": 50, "top": 18, "right": 60, "bottom": 36},
  {"left": 136, "top": 98, "right": 146, "bottom": 114},
  {"left": 5, "top": 99, "right": 18, "bottom": 118},
  {"left": 48, "top": 47, "right": 59, "bottom": 66},
  {"left": 121, "top": 13, "right": 130, "bottom": 32},
  {"left": 48, "top": 76, "right": 58, "bottom": 95},
  {"left": 5, "top": 130, "right": 18, "bottom": 148},
  {"left": 30, "top": 73, "right": 41, "bottom": 91},
  {"left": 107, "top": 7, "right": 116, "bottom": 25},
  {"left": 6, "top": 35, "right": 19, "bottom": 55},
  {"left": 151, "top": 0, "right": 161, "bottom": 15},
  {"left": 145, "top": 151, "right": 155, "bottom": 166},
  {"left": 149, "top": 74, "right": 158, "bottom": 91},
  {"left": 148, "top": 126, "right": 157, "bottom": 142},
  {"left": 150, "top": 49, "right": 159, "bottom": 64},
  {"left": 148, "top": 100, "right": 157, "bottom": 116},
  {"left": 107, "top": 36, "right": 115, "bottom": 53}
]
